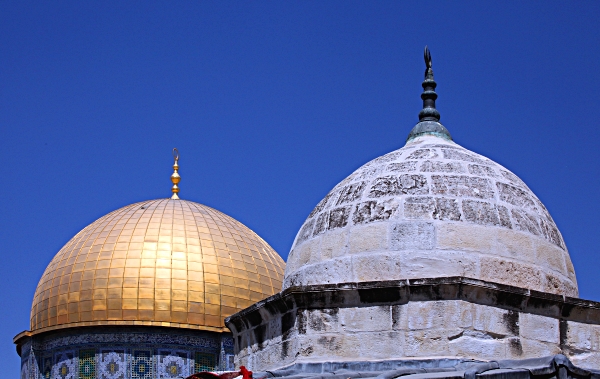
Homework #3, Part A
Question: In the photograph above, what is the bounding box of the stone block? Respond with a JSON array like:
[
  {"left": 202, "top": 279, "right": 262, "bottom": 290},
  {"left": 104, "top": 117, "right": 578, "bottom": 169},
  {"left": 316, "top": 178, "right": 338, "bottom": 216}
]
[
  {"left": 279, "top": 335, "right": 300, "bottom": 363},
  {"left": 387, "top": 161, "right": 417, "bottom": 172},
  {"left": 442, "top": 148, "right": 488, "bottom": 164},
  {"left": 296, "top": 237, "right": 321, "bottom": 266},
  {"left": 452, "top": 301, "right": 474, "bottom": 328},
  {"left": 407, "top": 149, "right": 439, "bottom": 160},
  {"left": 353, "top": 199, "right": 399, "bottom": 224},
  {"left": 336, "top": 181, "right": 367, "bottom": 205},
  {"left": 338, "top": 305, "right": 392, "bottom": 332},
  {"left": 518, "top": 338, "right": 561, "bottom": 358},
  {"left": 306, "top": 308, "right": 340, "bottom": 333},
  {"left": 420, "top": 160, "right": 465, "bottom": 173},
  {"left": 431, "top": 175, "right": 494, "bottom": 199},
  {"left": 354, "top": 331, "right": 405, "bottom": 359},
  {"left": 251, "top": 343, "right": 284, "bottom": 370},
  {"left": 404, "top": 328, "right": 460, "bottom": 356},
  {"left": 349, "top": 223, "right": 388, "bottom": 253},
  {"left": 297, "top": 331, "right": 406, "bottom": 362},
  {"left": 399, "top": 250, "right": 478, "bottom": 279},
  {"left": 320, "top": 229, "right": 347, "bottom": 259},
  {"left": 569, "top": 352, "right": 600, "bottom": 371},
  {"left": 404, "top": 197, "right": 436, "bottom": 220},
  {"left": 536, "top": 241, "right": 566, "bottom": 274},
  {"left": 505, "top": 337, "right": 524, "bottom": 358},
  {"left": 543, "top": 271, "right": 575, "bottom": 296},
  {"left": 519, "top": 313, "right": 559, "bottom": 343},
  {"left": 313, "top": 212, "right": 329, "bottom": 236},
  {"left": 562, "top": 278, "right": 579, "bottom": 297},
  {"left": 449, "top": 334, "right": 507, "bottom": 360},
  {"left": 434, "top": 198, "right": 462, "bottom": 221},
  {"left": 404, "top": 197, "right": 461, "bottom": 221},
  {"left": 406, "top": 300, "right": 472, "bottom": 330},
  {"left": 295, "top": 218, "right": 315, "bottom": 245},
  {"left": 511, "top": 209, "right": 541, "bottom": 236},
  {"left": 495, "top": 229, "right": 534, "bottom": 262},
  {"left": 327, "top": 206, "right": 351, "bottom": 230},
  {"left": 390, "top": 222, "right": 435, "bottom": 250},
  {"left": 352, "top": 252, "right": 402, "bottom": 282},
  {"left": 392, "top": 303, "right": 408, "bottom": 330},
  {"left": 369, "top": 175, "right": 428, "bottom": 198},
  {"left": 468, "top": 164, "right": 498, "bottom": 177},
  {"left": 497, "top": 206, "right": 512, "bottom": 228},
  {"left": 565, "top": 256, "right": 577, "bottom": 282},
  {"left": 473, "top": 304, "right": 519, "bottom": 337},
  {"left": 297, "top": 334, "right": 351, "bottom": 360},
  {"left": 282, "top": 269, "right": 304, "bottom": 289},
  {"left": 539, "top": 217, "right": 564, "bottom": 249},
  {"left": 462, "top": 200, "right": 501, "bottom": 226},
  {"left": 496, "top": 182, "right": 536, "bottom": 210},
  {"left": 436, "top": 223, "right": 495, "bottom": 253},
  {"left": 480, "top": 257, "right": 544, "bottom": 292},
  {"left": 566, "top": 321, "right": 600, "bottom": 351},
  {"left": 294, "top": 258, "right": 353, "bottom": 286}
]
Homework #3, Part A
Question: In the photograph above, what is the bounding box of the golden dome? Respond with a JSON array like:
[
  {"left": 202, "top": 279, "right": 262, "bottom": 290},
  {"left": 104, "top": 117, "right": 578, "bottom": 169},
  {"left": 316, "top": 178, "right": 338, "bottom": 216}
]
[{"left": 30, "top": 199, "right": 285, "bottom": 334}]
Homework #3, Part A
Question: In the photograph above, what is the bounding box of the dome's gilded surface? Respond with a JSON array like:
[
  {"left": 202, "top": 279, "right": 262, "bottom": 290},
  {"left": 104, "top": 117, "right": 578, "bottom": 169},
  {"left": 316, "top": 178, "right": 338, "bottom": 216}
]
[
  {"left": 31, "top": 199, "right": 285, "bottom": 334},
  {"left": 285, "top": 134, "right": 578, "bottom": 296}
]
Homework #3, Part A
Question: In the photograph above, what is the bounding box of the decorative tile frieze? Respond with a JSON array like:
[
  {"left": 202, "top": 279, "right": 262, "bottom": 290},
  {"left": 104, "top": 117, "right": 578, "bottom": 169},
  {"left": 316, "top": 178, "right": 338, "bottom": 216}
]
[
  {"left": 131, "top": 350, "right": 153, "bottom": 379},
  {"left": 157, "top": 349, "right": 190, "bottom": 378},
  {"left": 52, "top": 350, "right": 76, "bottom": 379},
  {"left": 99, "top": 349, "right": 127, "bottom": 379},
  {"left": 25, "top": 330, "right": 231, "bottom": 378},
  {"left": 78, "top": 350, "right": 96, "bottom": 379}
]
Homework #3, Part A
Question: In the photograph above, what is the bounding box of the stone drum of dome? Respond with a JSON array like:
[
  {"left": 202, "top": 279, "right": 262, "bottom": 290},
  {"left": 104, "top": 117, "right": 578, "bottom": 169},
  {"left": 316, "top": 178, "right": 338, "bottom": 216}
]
[{"left": 285, "top": 134, "right": 577, "bottom": 296}]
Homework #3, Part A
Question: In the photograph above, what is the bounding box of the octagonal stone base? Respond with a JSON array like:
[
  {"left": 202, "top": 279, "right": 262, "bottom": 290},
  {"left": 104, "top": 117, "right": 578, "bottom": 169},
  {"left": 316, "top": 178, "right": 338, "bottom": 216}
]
[{"left": 225, "top": 277, "right": 600, "bottom": 372}]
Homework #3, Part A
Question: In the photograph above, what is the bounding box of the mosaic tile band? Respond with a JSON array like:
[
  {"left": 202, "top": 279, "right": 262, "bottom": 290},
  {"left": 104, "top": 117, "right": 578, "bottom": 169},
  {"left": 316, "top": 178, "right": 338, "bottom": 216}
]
[{"left": 20, "top": 330, "right": 234, "bottom": 379}]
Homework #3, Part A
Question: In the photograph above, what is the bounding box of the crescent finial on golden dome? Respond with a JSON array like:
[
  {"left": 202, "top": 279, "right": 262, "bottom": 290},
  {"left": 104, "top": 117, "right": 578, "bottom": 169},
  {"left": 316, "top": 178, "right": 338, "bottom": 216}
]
[{"left": 171, "top": 148, "right": 180, "bottom": 200}]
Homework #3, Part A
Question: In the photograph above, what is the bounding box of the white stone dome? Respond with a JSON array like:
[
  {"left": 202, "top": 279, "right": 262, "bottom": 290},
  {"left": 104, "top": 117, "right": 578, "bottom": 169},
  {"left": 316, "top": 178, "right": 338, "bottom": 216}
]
[{"left": 284, "top": 134, "right": 577, "bottom": 296}]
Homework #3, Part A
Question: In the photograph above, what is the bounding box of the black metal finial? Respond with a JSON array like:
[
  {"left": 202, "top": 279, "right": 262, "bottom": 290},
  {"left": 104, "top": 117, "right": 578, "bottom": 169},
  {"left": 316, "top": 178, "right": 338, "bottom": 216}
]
[
  {"left": 406, "top": 46, "right": 452, "bottom": 142},
  {"left": 424, "top": 46, "right": 432, "bottom": 69},
  {"left": 419, "top": 46, "right": 440, "bottom": 122}
]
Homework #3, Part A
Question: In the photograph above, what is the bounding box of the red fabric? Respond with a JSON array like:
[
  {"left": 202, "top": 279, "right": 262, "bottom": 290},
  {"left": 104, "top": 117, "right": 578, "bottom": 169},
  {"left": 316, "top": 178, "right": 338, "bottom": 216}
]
[
  {"left": 240, "top": 366, "right": 252, "bottom": 379},
  {"left": 186, "top": 366, "right": 252, "bottom": 379}
]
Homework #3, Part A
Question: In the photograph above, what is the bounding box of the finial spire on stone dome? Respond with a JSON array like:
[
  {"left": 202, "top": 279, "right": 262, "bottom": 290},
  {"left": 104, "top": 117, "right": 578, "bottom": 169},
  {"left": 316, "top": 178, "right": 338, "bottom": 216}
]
[
  {"left": 406, "top": 46, "right": 452, "bottom": 142},
  {"left": 419, "top": 46, "right": 439, "bottom": 122},
  {"left": 170, "top": 148, "right": 180, "bottom": 200}
]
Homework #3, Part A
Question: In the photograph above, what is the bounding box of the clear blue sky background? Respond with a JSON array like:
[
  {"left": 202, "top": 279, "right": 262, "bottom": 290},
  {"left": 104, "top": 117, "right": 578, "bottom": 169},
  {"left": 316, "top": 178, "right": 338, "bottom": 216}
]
[{"left": 1, "top": 1, "right": 599, "bottom": 373}]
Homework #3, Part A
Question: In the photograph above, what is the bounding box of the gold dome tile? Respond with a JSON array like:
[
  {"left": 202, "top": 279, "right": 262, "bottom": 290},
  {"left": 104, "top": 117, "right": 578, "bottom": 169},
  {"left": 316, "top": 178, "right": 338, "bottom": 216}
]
[{"left": 30, "top": 199, "right": 285, "bottom": 334}]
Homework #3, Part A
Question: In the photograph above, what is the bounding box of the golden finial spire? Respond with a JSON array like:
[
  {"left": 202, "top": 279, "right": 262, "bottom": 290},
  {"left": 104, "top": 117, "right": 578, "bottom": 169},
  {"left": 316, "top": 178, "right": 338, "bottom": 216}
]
[{"left": 170, "top": 148, "right": 180, "bottom": 200}]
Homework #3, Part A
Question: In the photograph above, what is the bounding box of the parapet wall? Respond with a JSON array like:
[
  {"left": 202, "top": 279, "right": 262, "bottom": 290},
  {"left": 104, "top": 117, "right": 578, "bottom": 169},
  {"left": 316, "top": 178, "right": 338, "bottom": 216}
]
[{"left": 225, "top": 277, "right": 600, "bottom": 371}]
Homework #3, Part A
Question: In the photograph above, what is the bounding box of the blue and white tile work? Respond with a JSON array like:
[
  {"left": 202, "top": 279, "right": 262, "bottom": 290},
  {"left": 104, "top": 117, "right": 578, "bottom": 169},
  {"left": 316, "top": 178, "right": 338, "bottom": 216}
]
[
  {"left": 18, "top": 329, "right": 235, "bottom": 379},
  {"left": 157, "top": 350, "right": 190, "bottom": 378},
  {"left": 53, "top": 350, "right": 77, "bottom": 379},
  {"left": 98, "top": 349, "right": 126, "bottom": 379}
]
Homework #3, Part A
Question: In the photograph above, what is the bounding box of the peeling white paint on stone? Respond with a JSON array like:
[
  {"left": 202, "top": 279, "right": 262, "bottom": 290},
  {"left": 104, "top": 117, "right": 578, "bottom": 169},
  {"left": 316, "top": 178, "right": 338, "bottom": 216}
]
[{"left": 284, "top": 135, "right": 577, "bottom": 296}]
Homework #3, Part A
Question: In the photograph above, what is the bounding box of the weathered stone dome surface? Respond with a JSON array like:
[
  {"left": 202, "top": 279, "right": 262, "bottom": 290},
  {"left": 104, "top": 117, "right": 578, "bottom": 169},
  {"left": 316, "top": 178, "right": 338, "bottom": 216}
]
[{"left": 284, "top": 134, "right": 577, "bottom": 296}]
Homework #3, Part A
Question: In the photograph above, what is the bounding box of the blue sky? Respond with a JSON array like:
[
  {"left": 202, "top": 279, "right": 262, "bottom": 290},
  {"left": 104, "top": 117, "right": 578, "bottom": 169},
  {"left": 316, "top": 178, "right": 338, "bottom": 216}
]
[{"left": 1, "top": 1, "right": 599, "bottom": 373}]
